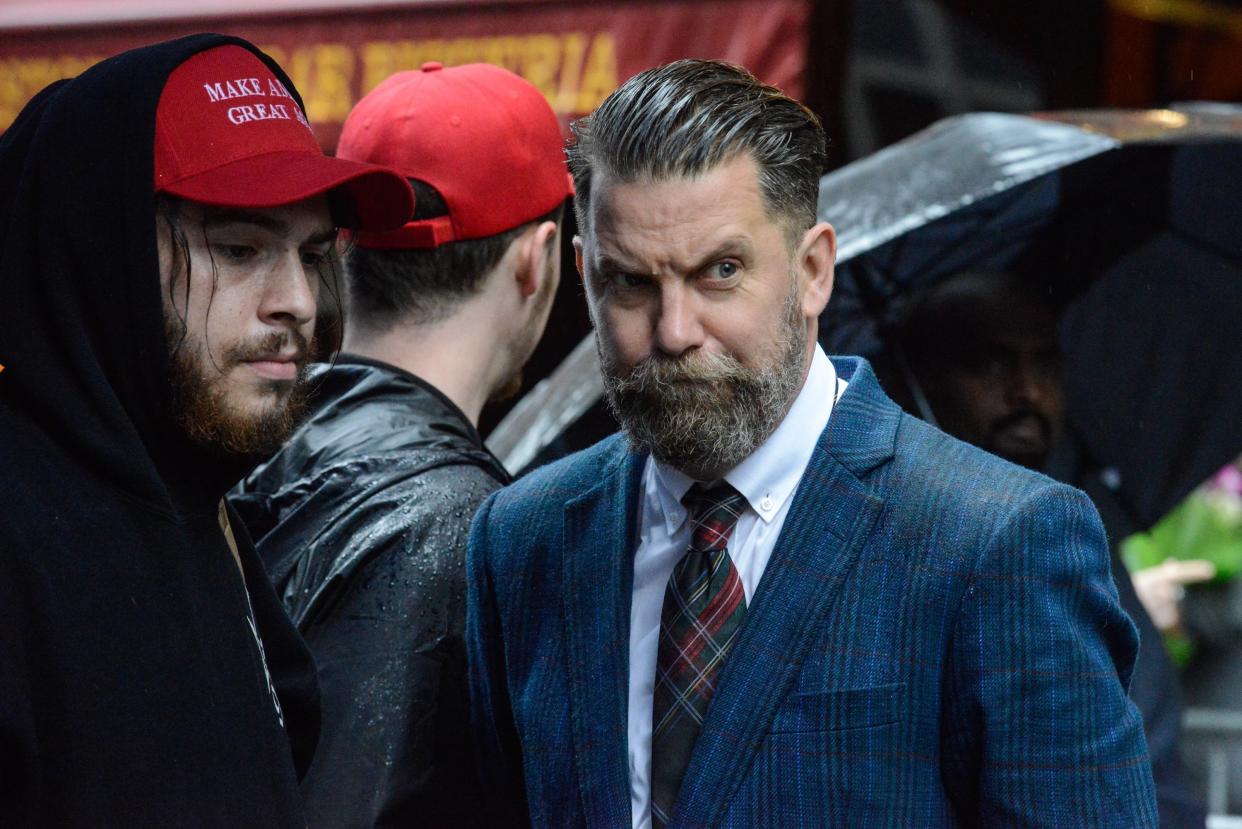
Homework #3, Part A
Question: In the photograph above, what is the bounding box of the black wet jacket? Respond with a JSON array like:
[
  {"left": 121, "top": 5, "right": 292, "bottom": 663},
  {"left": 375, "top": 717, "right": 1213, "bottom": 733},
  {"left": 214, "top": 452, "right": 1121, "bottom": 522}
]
[
  {"left": 230, "top": 356, "right": 509, "bottom": 828},
  {"left": 0, "top": 35, "right": 318, "bottom": 827}
]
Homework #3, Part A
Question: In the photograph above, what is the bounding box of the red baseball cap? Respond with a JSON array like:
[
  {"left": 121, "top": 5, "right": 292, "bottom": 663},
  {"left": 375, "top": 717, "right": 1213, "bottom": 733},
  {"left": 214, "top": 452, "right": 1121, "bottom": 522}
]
[
  {"left": 337, "top": 61, "right": 573, "bottom": 249},
  {"left": 154, "top": 45, "right": 413, "bottom": 232}
]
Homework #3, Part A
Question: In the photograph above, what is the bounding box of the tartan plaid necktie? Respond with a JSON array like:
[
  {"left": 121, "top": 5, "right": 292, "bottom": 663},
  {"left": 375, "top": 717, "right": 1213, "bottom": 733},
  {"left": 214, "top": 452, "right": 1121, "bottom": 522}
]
[{"left": 650, "top": 482, "right": 748, "bottom": 828}]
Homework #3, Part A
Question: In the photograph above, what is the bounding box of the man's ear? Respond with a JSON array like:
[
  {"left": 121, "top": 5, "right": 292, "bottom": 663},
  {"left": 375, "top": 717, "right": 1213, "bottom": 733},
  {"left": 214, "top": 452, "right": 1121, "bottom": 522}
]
[
  {"left": 797, "top": 221, "right": 836, "bottom": 318},
  {"left": 515, "top": 220, "right": 558, "bottom": 299},
  {"left": 573, "top": 235, "right": 585, "bottom": 279}
]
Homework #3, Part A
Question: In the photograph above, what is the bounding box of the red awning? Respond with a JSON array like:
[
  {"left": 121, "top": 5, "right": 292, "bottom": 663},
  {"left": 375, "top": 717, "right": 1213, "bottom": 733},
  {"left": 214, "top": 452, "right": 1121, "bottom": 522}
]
[
  {"left": 0, "top": 0, "right": 564, "bottom": 29},
  {"left": 0, "top": 0, "right": 809, "bottom": 149}
]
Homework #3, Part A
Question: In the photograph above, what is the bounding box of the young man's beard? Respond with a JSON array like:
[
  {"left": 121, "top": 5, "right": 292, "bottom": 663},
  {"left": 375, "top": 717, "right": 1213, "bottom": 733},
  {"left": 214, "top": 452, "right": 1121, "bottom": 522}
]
[
  {"left": 599, "top": 284, "right": 807, "bottom": 481},
  {"left": 166, "top": 320, "right": 313, "bottom": 456}
]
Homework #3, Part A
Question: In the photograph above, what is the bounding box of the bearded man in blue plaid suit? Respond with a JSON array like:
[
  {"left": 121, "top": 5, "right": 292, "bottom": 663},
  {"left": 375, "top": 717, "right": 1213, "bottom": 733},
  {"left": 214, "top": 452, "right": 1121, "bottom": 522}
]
[{"left": 466, "top": 60, "right": 1159, "bottom": 828}]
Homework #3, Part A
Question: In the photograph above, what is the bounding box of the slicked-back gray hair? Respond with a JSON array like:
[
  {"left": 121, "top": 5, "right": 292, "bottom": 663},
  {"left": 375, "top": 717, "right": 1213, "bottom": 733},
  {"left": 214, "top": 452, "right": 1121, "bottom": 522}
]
[{"left": 567, "top": 59, "right": 826, "bottom": 240}]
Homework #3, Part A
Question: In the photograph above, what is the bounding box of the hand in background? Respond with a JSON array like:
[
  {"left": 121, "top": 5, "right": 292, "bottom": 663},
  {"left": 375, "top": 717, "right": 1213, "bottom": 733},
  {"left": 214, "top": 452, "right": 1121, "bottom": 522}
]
[{"left": 1132, "top": 558, "right": 1217, "bottom": 632}]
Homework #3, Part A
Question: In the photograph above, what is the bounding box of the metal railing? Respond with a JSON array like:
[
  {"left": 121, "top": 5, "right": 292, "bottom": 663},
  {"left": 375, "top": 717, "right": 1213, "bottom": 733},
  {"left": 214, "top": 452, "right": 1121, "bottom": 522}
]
[{"left": 1184, "top": 707, "right": 1242, "bottom": 822}]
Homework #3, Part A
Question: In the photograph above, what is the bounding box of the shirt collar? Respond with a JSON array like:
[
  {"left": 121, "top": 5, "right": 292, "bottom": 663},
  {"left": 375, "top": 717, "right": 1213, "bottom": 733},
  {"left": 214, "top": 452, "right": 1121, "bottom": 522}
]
[
  {"left": 649, "top": 456, "right": 696, "bottom": 537},
  {"left": 726, "top": 345, "right": 837, "bottom": 523},
  {"left": 648, "top": 345, "right": 840, "bottom": 533}
]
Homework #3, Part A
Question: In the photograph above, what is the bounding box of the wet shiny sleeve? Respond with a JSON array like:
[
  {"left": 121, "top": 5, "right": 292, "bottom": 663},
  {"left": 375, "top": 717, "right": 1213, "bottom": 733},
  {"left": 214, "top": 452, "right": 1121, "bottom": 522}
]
[{"left": 298, "top": 464, "right": 497, "bottom": 828}]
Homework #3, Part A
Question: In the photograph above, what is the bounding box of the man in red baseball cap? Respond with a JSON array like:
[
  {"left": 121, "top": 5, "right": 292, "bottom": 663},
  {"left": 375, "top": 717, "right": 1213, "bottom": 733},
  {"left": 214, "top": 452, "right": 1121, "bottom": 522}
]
[
  {"left": 154, "top": 42, "right": 412, "bottom": 455},
  {"left": 0, "top": 35, "right": 410, "bottom": 826},
  {"left": 230, "top": 60, "right": 572, "bottom": 827}
]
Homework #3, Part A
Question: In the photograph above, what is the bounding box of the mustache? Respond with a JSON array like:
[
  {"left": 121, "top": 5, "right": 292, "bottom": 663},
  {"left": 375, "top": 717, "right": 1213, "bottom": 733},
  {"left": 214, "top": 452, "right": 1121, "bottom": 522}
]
[
  {"left": 223, "top": 329, "right": 311, "bottom": 367},
  {"left": 990, "top": 410, "right": 1051, "bottom": 440},
  {"left": 610, "top": 350, "right": 749, "bottom": 392}
]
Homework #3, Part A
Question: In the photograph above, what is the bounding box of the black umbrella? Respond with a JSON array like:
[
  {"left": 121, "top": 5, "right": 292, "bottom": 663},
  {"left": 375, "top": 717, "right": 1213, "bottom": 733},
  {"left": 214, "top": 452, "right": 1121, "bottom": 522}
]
[{"left": 817, "top": 107, "right": 1242, "bottom": 531}]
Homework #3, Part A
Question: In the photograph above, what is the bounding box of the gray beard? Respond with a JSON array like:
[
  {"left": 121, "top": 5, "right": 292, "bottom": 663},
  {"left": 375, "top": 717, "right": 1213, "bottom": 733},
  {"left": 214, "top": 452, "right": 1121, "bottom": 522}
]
[{"left": 599, "top": 287, "right": 807, "bottom": 480}]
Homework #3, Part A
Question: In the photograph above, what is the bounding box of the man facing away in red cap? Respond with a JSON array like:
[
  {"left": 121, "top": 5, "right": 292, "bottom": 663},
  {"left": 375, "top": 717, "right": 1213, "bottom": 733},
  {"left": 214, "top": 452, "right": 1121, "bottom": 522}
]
[
  {"left": 229, "top": 61, "right": 572, "bottom": 827},
  {"left": 0, "top": 35, "right": 413, "bottom": 826}
]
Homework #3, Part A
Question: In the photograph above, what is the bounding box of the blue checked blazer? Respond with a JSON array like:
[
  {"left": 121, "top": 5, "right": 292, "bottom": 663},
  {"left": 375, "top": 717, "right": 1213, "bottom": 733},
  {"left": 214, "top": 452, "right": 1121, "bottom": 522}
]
[{"left": 466, "top": 357, "right": 1158, "bottom": 828}]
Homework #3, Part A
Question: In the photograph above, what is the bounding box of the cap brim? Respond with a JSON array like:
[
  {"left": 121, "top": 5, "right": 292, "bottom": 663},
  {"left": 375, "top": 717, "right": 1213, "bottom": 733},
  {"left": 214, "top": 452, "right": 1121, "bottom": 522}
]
[{"left": 159, "top": 150, "right": 414, "bottom": 232}]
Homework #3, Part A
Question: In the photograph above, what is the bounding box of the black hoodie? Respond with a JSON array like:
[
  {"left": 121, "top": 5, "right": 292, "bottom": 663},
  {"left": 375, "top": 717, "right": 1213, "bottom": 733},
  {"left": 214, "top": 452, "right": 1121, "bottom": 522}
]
[{"left": 0, "top": 35, "right": 318, "bottom": 826}]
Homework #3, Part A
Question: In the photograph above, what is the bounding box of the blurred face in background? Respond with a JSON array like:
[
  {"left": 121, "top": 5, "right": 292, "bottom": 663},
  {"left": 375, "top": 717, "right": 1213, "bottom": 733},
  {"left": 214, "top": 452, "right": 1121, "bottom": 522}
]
[{"left": 907, "top": 270, "right": 1064, "bottom": 470}]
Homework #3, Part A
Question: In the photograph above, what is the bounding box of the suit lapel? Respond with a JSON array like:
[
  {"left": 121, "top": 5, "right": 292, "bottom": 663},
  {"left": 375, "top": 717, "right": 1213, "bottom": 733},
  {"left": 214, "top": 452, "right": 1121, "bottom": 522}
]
[
  {"left": 563, "top": 443, "right": 646, "bottom": 827},
  {"left": 671, "top": 358, "right": 900, "bottom": 828}
]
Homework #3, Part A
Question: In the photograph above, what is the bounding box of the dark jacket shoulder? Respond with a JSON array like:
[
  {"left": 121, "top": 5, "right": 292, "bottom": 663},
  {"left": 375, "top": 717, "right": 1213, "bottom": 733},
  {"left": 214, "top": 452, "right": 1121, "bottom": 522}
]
[
  {"left": 229, "top": 357, "right": 501, "bottom": 828},
  {"left": 231, "top": 358, "right": 508, "bottom": 575}
]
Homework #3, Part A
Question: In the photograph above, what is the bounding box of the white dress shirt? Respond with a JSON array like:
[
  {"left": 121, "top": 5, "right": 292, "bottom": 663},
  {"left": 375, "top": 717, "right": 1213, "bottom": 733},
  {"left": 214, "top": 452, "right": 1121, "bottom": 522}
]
[{"left": 626, "top": 345, "right": 846, "bottom": 828}]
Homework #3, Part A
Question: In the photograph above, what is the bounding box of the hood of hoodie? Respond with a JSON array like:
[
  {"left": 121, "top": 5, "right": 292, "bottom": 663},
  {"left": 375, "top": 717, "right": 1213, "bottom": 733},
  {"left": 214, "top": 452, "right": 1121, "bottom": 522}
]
[{"left": 0, "top": 36, "right": 321, "bottom": 827}]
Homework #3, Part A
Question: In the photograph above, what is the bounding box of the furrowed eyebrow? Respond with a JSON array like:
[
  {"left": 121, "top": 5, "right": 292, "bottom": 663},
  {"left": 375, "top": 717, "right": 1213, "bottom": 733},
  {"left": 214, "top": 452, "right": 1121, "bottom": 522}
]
[
  {"left": 594, "top": 251, "right": 643, "bottom": 274},
  {"left": 690, "top": 237, "right": 754, "bottom": 272},
  {"left": 591, "top": 235, "right": 755, "bottom": 277}
]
